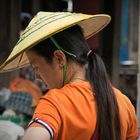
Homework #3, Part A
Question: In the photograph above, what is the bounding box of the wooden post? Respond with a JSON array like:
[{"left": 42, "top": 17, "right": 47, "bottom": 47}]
[
  {"left": 111, "top": 0, "right": 122, "bottom": 87},
  {"left": 137, "top": 0, "right": 140, "bottom": 128},
  {"left": 0, "top": 0, "right": 21, "bottom": 88},
  {"left": 128, "top": 0, "right": 139, "bottom": 62}
]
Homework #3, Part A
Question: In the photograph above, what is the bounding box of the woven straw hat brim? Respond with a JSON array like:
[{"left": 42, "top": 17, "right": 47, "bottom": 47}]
[{"left": 0, "top": 12, "right": 111, "bottom": 73}]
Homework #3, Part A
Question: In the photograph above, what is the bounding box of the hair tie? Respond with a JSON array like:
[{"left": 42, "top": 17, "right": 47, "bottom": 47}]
[{"left": 87, "top": 50, "right": 92, "bottom": 57}]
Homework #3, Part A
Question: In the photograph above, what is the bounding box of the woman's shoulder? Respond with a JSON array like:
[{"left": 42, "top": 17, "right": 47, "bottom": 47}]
[
  {"left": 41, "top": 86, "right": 72, "bottom": 104},
  {"left": 41, "top": 81, "right": 92, "bottom": 105},
  {"left": 113, "top": 87, "right": 133, "bottom": 104},
  {"left": 113, "top": 87, "right": 133, "bottom": 107},
  {"left": 41, "top": 88, "right": 63, "bottom": 101},
  {"left": 113, "top": 87, "right": 136, "bottom": 120}
]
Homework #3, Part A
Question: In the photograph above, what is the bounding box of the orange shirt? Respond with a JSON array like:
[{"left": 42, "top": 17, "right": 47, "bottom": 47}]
[{"left": 29, "top": 81, "right": 138, "bottom": 140}]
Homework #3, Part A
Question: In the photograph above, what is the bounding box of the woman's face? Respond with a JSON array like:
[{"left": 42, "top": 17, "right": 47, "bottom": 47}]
[{"left": 26, "top": 50, "right": 64, "bottom": 89}]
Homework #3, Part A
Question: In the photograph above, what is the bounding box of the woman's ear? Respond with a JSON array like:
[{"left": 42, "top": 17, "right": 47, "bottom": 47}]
[{"left": 53, "top": 50, "right": 66, "bottom": 68}]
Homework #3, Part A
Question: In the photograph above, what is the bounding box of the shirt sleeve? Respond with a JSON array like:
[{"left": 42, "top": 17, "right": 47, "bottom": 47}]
[
  {"left": 114, "top": 88, "right": 138, "bottom": 139},
  {"left": 28, "top": 91, "right": 62, "bottom": 139},
  {"left": 124, "top": 95, "right": 138, "bottom": 140}
]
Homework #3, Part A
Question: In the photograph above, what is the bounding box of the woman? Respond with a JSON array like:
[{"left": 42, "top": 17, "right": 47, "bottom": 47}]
[{"left": 0, "top": 12, "right": 138, "bottom": 140}]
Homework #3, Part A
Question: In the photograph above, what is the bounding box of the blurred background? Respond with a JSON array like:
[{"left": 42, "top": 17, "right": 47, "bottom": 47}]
[{"left": 0, "top": 0, "right": 139, "bottom": 139}]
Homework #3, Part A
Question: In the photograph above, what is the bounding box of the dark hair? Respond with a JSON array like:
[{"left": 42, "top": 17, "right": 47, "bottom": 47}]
[{"left": 29, "top": 25, "right": 121, "bottom": 140}]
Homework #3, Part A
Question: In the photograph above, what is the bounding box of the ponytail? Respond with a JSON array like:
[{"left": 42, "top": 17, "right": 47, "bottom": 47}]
[{"left": 86, "top": 51, "right": 121, "bottom": 140}]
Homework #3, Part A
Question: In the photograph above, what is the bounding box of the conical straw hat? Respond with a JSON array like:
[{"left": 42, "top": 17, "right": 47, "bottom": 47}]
[{"left": 0, "top": 12, "right": 111, "bottom": 72}]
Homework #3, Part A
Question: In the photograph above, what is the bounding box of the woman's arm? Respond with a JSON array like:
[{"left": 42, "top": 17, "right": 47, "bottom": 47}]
[{"left": 22, "top": 127, "right": 51, "bottom": 140}]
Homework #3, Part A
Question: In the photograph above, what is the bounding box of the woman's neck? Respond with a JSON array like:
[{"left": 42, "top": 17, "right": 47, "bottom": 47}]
[{"left": 65, "top": 62, "right": 86, "bottom": 84}]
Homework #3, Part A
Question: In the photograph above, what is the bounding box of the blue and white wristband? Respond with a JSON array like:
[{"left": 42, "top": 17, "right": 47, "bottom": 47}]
[{"left": 28, "top": 118, "right": 54, "bottom": 139}]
